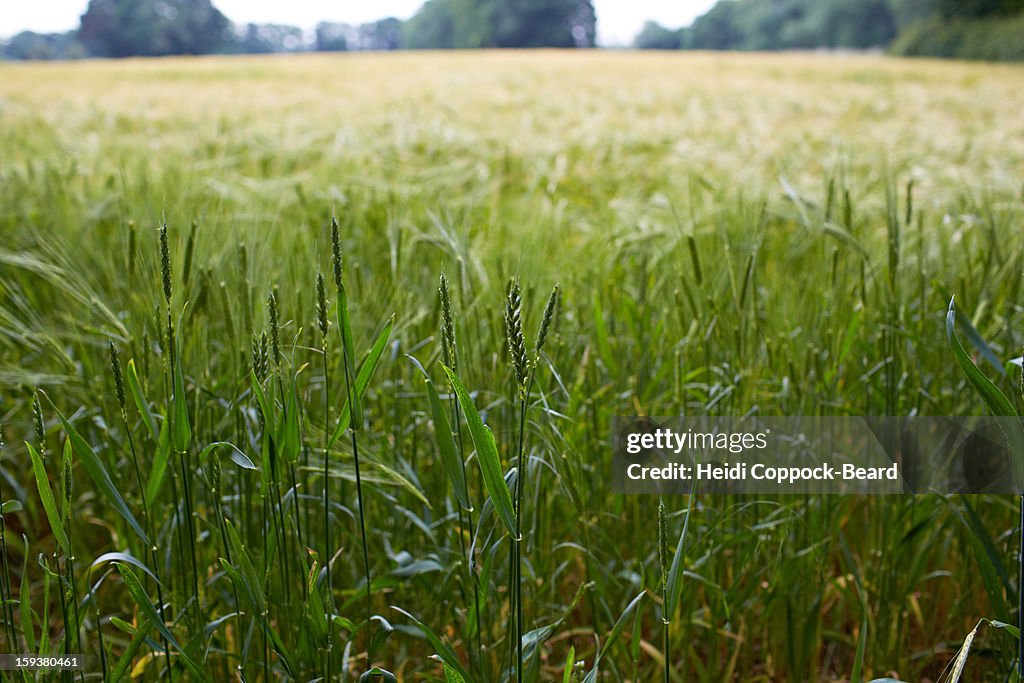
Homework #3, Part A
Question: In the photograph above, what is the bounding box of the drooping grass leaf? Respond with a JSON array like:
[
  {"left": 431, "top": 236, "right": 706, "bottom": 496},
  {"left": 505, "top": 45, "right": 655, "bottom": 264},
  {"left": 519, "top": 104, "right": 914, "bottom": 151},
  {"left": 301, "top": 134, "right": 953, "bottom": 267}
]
[
  {"left": 198, "top": 441, "right": 258, "bottom": 470},
  {"left": 91, "top": 551, "right": 161, "bottom": 585},
  {"left": 52, "top": 405, "right": 150, "bottom": 546},
  {"left": 583, "top": 591, "right": 645, "bottom": 683},
  {"left": 441, "top": 365, "right": 517, "bottom": 539},
  {"left": 391, "top": 606, "right": 472, "bottom": 681},
  {"left": 110, "top": 619, "right": 152, "bottom": 683},
  {"left": 329, "top": 314, "right": 394, "bottom": 448},
  {"left": 116, "top": 563, "right": 209, "bottom": 682},
  {"left": 26, "top": 441, "right": 70, "bottom": 556},
  {"left": 224, "top": 519, "right": 265, "bottom": 613},
  {"left": 947, "top": 297, "right": 1024, "bottom": 490}
]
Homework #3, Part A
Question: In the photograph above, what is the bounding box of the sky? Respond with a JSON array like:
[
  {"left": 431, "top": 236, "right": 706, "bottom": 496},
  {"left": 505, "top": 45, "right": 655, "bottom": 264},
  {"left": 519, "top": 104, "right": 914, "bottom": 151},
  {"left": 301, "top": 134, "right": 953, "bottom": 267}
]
[{"left": 0, "top": 0, "right": 718, "bottom": 46}]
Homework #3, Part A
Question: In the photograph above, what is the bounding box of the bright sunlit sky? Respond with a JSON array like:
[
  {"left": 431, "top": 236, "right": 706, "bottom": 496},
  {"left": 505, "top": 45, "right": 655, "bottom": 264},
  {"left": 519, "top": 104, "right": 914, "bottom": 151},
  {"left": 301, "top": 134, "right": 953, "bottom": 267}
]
[{"left": 0, "top": 1, "right": 719, "bottom": 46}]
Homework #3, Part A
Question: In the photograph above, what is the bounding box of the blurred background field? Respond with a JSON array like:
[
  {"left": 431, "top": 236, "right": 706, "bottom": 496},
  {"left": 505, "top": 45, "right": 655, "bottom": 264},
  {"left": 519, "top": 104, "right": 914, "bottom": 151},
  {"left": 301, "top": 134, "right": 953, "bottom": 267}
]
[{"left": 2, "top": 50, "right": 1024, "bottom": 681}]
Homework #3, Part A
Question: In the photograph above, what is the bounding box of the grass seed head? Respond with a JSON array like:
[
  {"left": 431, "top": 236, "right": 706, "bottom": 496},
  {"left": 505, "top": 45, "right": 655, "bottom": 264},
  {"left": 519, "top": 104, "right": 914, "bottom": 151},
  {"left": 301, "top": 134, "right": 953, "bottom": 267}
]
[
  {"left": 331, "top": 216, "right": 343, "bottom": 291},
  {"left": 251, "top": 332, "right": 269, "bottom": 384},
  {"left": 535, "top": 284, "right": 559, "bottom": 357},
  {"left": 109, "top": 339, "right": 126, "bottom": 409},
  {"left": 439, "top": 273, "right": 456, "bottom": 371},
  {"left": 159, "top": 221, "right": 172, "bottom": 304},
  {"left": 208, "top": 452, "right": 221, "bottom": 493},
  {"left": 316, "top": 271, "right": 329, "bottom": 341},
  {"left": 32, "top": 391, "right": 45, "bottom": 453},
  {"left": 62, "top": 447, "right": 73, "bottom": 509},
  {"left": 505, "top": 279, "right": 527, "bottom": 396}
]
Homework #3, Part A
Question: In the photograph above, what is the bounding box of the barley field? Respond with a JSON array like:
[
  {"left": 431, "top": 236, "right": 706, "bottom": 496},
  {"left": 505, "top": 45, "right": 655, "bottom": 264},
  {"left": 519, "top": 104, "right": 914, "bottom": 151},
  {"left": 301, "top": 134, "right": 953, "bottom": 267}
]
[{"left": 2, "top": 50, "right": 1024, "bottom": 681}]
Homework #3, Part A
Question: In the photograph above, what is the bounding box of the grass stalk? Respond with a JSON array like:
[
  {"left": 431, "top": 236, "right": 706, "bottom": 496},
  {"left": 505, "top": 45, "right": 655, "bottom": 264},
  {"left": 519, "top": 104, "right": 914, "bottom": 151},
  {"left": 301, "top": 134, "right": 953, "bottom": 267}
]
[{"left": 332, "top": 218, "right": 374, "bottom": 663}]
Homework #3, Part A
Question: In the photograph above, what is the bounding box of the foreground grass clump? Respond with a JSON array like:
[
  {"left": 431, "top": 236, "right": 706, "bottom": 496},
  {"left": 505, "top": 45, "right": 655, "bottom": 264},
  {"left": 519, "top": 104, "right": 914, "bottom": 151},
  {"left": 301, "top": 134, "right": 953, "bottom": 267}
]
[{"left": 1, "top": 52, "right": 1024, "bottom": 680}]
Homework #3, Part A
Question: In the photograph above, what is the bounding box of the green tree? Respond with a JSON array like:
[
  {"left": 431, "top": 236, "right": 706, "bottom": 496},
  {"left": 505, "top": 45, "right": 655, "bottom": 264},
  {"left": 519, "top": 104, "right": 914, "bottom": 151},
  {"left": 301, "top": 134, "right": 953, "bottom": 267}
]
[
  {"left": 938, "top": 0, "right": 1023, "bottom": 17},
  {"left": 2, "top": 31, "right": 86, "bottom": 60},
  {"left": 235, "top": 24, "right": 305, "bottom": 54},
  {"left": 402, "top": 0, "right": 456, "bottom": 48},
  {"left": 634, "top": 21, "right": 682, "bottom": 49},
  {"left": 315, "top": 22, "right": 350, "bottom": 52},
  {"left": 79, "top": 0, "right": 229, "bottom": 57},
  {"left": 403, "top": 0, "right": 595, "bottom": 49}
]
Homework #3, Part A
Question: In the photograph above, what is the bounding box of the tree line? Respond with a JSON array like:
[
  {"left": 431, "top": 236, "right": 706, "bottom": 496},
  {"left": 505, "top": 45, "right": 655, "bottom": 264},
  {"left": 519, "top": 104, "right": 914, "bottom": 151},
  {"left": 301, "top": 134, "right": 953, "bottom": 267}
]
[
  {"left": 4, "top": 0, "right": 1021, "bottom": 61},
  {"left": 635, "top": 0, "right": 1024, "bottom": 61},
  {"left": 1, "top": 0, "right": 596, "bottom": 60}
]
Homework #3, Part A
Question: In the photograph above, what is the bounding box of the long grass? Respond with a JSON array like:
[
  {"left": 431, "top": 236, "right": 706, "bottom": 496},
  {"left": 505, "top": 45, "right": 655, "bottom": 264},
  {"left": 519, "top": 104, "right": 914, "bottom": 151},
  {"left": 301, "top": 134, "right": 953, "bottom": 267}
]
[{"left": 1, "top": 51, "right": 1024, "bottom": 681}]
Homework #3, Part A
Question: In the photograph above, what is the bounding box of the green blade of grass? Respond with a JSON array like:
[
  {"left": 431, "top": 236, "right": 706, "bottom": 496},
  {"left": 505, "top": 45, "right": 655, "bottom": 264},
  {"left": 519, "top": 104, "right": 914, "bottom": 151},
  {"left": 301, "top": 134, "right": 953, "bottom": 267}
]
[
  {"left": 583, "top": 591, "right": 645, "bottom": 683},
  {"left": 198, "top": 442, "right": 258, "bottom": 471},
  {"left": 441, "top": 365, "right": 517, "bottom": 539},
  {"left": 126, "top": 359, "right": 157, "bottom": 441},
  {"left": 328, "top": 314, "right": 394, "bottom": 448},
  {"left": 664, "top": 493, "right": 694, "bottom": 622},
  {"left": 20, "top": 535, "right": 34, "bottom": 654},
  {"left": 391, "top": 606, "right": 472, "bottom": 681},
  {"left": 277, "top": 379, "right": 301, "bottom": 464},
  {"left": 424, "top": 375, "right": 471, "bottom": 511},
  {"left": 26, "top": 442, "right": 70, "bottom": 556},
  {"left": 171, "top": 348, "right": 191, "bottom": 453},
  {"left": 109, "top": 618, "right": 152, "bottom": 683},
  {"left": 115, "top": 563, "right": 209, "bottom": 682},
  {"left": 946, "top": 297, "right": 1024, "bottom": 490},
  {"left": 145, "top": 414, "right": 171, "bottom": 507},
  {"left": 52, "top": 405, "right": 150, "bottom": 546},
  {"left": 336, "top": 282, "right": 362, "bottom": 429}
]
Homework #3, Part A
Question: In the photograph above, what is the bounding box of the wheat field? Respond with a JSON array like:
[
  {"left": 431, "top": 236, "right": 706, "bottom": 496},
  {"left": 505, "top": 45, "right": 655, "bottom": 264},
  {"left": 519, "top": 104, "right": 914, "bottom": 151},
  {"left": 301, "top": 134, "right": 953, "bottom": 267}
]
[{"left": 2, "top": 50, "right": 1024, "bottom": 681}]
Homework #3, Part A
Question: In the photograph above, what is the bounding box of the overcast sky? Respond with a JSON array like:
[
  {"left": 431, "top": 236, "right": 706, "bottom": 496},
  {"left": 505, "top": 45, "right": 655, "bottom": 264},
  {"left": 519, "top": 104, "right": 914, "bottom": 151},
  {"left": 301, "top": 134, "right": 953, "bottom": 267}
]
[{"left": 0, "top": 0, "right": 718, "bottom": 46}]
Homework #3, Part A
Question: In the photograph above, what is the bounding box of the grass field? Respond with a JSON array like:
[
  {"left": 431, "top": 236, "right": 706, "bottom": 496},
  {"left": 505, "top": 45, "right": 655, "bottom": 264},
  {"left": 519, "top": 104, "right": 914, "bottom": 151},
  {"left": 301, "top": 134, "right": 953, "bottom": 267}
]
[{"left": 2, "top": 50, "right": 1024, "bottom": 681}]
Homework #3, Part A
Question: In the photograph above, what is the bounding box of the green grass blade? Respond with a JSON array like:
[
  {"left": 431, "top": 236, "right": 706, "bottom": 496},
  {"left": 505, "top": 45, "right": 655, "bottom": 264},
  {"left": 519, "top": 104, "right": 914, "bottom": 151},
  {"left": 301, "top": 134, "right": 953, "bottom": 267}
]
[
  {"left": 947, "top": 298, "right": 1016, "bottom": 416},
  {"left": 52, "top": 406, "right": 150, "bottom": 546},
  {"left": 947, "top": 297, "right": 1024, "bottom": 490},
  {"left": 424, "top": 375, "right": 471, "bottom": 511},
  {"left": 336, "top": 282, "right": 362, "bottom": 429},
  {"left": 109, "top": 619, "right": 152, "bottom": 682},
  {"left": 443, "top": 661, "right": 467, "bottom": 683},
  {"left": 26, "top": 442, "right": 70, "bottom": 556},
  {"left": 198, "top": 442, "right": 258, "bottom": 470},
  {"left": 583, "top": 591, "right": 645, "bottom": 683},
  {"left": 664, "top": 493, "right": 694, "bottom": 622},
  {"left": 850, "top": 607, "right": 868, "bottom": 683},
  {"left": 115, "top": 563, "right": 209, "bottom": 682},
  {"left": 391, "top": 606, "right": 472, "bottom": 681},
  {"left": 277, "top": 379, "right": 301, "bottom": 464},
  {"left": 146, "top": 414, "right": 171, "bottom": 507},
  {"left": 329, "top": 314, "right": 394, "bottom": 448},
  {"left": 126, "top": 359, "right": 157, "bottom": 441},
  {"left": 224, "top": 519, "right": 265, "bottom": 612},
  {"left": 441, "top": 365, "right": 517, "bottom": 539},
  {"left": 20, "top": 535, "right": 34, "bottom": 654},
  {"left": 171, "top": 349, "right": 191, "bottom": 453}
]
